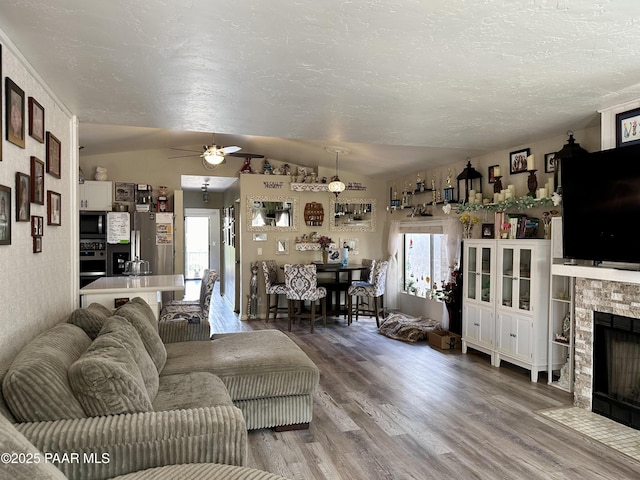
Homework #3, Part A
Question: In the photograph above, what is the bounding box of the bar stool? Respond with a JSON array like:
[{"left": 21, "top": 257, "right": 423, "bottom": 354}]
[
  {"left": 347, "top": 260, "right": 389, "bottom": 327},
  {"left": 284, "top": 264, "right": 327, "bottom": 333},
  {"left": 262, "top": 260, "right": 288, "bottom": 322}
]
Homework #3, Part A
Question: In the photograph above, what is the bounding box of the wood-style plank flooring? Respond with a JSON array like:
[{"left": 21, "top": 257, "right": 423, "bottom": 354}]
[{"left": 205, "top": 284, "right": 640, "bottom": 480}]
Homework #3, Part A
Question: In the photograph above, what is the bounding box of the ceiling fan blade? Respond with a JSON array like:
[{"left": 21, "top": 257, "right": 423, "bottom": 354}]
[
  {"left": 168, "top": 153, "right": 200, "bottom": 159},
  {"left": 170, "top": 147, "right": 202, "bottom": 153},
  {"left": 220, "top": 145, "right": 241, "bottom": 154}
]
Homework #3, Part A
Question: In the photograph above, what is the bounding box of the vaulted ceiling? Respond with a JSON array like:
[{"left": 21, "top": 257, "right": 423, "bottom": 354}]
[{"left": 1, "top": 1, "right": 638, "bottom": 180}]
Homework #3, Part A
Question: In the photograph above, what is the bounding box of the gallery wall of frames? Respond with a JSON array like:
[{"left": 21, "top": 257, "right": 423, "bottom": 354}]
[{"left": 0, "top": 43, "right": 64, "bottom": 253}]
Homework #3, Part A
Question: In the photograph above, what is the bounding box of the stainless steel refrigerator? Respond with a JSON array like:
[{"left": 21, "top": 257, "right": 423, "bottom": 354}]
[{"left": 131, "top": 211, "right": 175, "bottom": 302}]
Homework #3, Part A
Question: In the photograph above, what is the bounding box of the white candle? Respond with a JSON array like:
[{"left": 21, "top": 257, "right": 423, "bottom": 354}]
[
  {"left": 505, "top": 191, "right": 512, "bottom": 199},
  {"left": 527, "top": 154, "right": 535, "bottom": 171},
  {"left": 508, "top": 184, "right": 515, "bottom": 193},
  {"left": 537, "top": 188, "right": 547, "bottom": 199},
  {"left": 547, "top": 176, "right": 554, "bottom": 193},
  {"left": 494, "top": 166, "right": 501, "bottom": 177},
  {"left": 475, "top": 193, "right": 482, "bottom": 202}
]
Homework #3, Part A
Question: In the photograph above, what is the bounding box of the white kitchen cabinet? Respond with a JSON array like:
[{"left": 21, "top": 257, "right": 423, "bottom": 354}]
[
  {"left": 462, "top": 238, "right": 551, "bottom": 382},
  {"left": 79, "top": 181, "right": 113, "bottom": 211}
]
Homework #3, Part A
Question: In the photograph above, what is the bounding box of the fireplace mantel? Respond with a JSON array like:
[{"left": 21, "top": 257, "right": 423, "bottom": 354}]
[{"left": 552, "top": 264, "right": 640, "bottom": 285}]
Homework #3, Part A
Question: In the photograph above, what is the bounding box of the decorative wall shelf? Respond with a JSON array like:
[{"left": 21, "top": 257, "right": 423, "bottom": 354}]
[
  {"left": 291, "top": 183, "right": 328, "bottom": 192},
  {"left": 454, "top": 196, "right": 555, "bottom": 214},
  {"left": 295, "top": 242, "right": 336, "bottom": 251}
]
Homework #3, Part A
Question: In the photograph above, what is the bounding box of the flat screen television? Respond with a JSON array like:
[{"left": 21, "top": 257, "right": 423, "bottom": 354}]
[{"left": 562, "top": 142, "right": 640, "bottom": 268}]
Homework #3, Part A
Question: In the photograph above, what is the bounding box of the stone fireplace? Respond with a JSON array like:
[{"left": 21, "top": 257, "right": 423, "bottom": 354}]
[{"left": 574, "top": 278, "right": 640, "bottom": 428}]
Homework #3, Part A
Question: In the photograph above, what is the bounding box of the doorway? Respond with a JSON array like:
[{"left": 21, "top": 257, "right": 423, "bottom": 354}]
[{"left": 184, "top": 208, "right": 221, "bottom": 280}]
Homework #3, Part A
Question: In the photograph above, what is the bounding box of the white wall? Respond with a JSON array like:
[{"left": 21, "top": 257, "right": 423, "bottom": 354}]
[{"left": 0, "top": 31, "right": 77, "bottom": 373}]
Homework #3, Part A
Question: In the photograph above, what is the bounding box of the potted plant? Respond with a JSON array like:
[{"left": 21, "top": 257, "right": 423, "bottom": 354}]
[{"left": 317, "top": 235, "right": 333, "bottom": 263}]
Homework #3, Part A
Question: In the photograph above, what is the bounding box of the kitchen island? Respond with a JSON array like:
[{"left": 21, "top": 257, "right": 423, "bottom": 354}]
[{"left": 80, "top": 274, "right": 185, "bottom": 319}]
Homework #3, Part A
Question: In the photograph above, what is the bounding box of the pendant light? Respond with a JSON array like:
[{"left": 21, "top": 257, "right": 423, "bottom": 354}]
[
  {"left": 203, "top": 149, "right": 225, "bottom": 165},
  {"left": 325, "top": 146, "right": 348, "bottom": 197}
]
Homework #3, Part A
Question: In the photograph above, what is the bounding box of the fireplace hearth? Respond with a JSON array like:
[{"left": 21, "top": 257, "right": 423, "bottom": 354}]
[{"left": 593, "top": 311, "right": 640, "bottom": 430}]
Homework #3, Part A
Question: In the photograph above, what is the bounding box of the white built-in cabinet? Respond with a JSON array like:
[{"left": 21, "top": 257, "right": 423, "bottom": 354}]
[
  {"left": 79, "top": 181, "right": 113, "bottom": 211},
  {"left": 462, "top": 238, "right": 551, "bottom": 382},
  {"left": 547, "top": 216, "right": 575, "bottom": 392}
]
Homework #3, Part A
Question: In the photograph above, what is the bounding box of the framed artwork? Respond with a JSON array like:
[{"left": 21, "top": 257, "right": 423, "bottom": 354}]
[
  {"left": 46, "top": 132, "right": 61, "bottom": 178},
  {"left": 30, "top": 156, "right": 45, "bottom": 204},
  {"left": 275, "top": 238, "right": 289, "bottom": 255},
  {"left": 114, "top": 182, "right": 135, "bottom": 202},
  {"left": 16, "top": 172, "right": 30, "bottom": 222},
  {"left": 31, "top": 215, "right": 43, "bottom": 236},
  {"left": 33, "top": 236, "right": 42, "bottom": 253},
  {"left": 544, "top": 152, "right": 556, "bottom": 173},
  {"left": 28, "top": 97, "right": 45, "bottom": 143},
  {"left": 0, "top": 45, "right": 3, "bottom": 161},
  {"left": 481, "top": 223, "right": 495, "bottom": 239},
  {"left": 616, "top": 107, "right": 640, "bottom": 147},
  {"left": 326, "top": 247, "right": 342, "bottom": 264},
  {"left": 509, "top": 148, "right": 530, "bottom": 174},
  {"left": 0, "top": 184, "right": 10, "bottom": 245},
  {"left": 340, "top": 237, "right": 359, "bottom": 255},
  {"left": 488, "top": 165, "right": 500, "bottom": 184},
  {"left": 47, "top": 190, "right": 61, "bottom": 226},
  {"left": 6, "top": 77, "right": 25, "bottom": 148},
  {"left": 252, "top": 233, "right": 267, "bottom": 241}
]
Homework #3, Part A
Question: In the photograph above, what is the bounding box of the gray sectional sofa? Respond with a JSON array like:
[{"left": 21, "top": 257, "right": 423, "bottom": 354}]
[{"left": 0, "top": 298, "right": 319, "bottom": 479}]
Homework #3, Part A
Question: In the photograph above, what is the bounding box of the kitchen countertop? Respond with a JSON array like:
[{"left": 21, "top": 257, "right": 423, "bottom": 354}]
[{"left": 80, "top": 274, "right": 185, "bottom": 294}]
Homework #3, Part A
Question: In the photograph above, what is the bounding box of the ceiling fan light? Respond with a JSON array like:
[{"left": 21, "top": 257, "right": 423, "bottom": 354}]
[{"left": 203, "top": 151, "right": 225, "bottom": 165}]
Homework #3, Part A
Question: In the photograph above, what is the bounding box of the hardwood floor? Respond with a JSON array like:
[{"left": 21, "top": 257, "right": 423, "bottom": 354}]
[{"left": 209, "top": 289, "right": 640, "bottom": 480}]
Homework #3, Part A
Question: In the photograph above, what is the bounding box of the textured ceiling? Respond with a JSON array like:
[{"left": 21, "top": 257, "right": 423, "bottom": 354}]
[{"left": 1, "top": 0, "right": 638, "bottom": 184}]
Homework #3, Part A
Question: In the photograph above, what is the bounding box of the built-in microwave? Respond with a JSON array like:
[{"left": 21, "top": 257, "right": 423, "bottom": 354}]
[{"left": 79, "top": 211, "right": 106, "bottom": 238}]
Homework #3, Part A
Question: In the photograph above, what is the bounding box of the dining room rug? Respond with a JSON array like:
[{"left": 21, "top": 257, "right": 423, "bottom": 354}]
[{"left": 378, "top": 313, "right": 442, "bottom": 343}]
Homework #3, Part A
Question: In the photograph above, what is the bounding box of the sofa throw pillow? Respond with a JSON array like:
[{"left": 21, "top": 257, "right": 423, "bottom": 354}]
[
  {"left": 97, "top": 316, "right": 159, "bottom": 400},
  {"left": 2, "top": 324, "right": 91, "bottom": 422},
  {"left": 114, "top": 299, "right": 167, "bottom": 372},
  {"left": 67, "top": 303, "right": 112, "bottom": 339},
  {"left": 69, "top": 322, "right": 154, "bottom": 417}
]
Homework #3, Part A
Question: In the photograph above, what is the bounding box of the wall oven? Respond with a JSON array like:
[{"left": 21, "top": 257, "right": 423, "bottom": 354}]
[
  {"left": 80, "top": 239, "right": 107, "bottom": 287},
  {"left": 80, "top": 211, "right": 106, "bottom": 239}
]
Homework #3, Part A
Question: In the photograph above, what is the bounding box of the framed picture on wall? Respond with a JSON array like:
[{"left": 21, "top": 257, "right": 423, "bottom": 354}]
[
  {"left": 616, "top": 107, "right": 640, "bottom": 147},
  {"left": 28, "top": 97, "right": 45, "bottom": 143},
  {"left": 544, "top": 152, "right": 556, "bottom": 173},
  {"left": 46, "top": 132, "right": 61, "bottom": 178},
  {"left": 0, "top": 184, "right": 11, "bottom": 245},
  {"left": 15, "top": 172, "right": 30, "bottom": 222},
  {"left": 30, "top": 156, "right": 45, "bottom": 204},
  {"left": 47, "top": 190, "right": 61, "bottom": 226},
  {"left": 5, "top": 77, "right": 25, "bottom": 148},
  {"left": 509, "top": 148, "right": 530, "bottom": 174}
]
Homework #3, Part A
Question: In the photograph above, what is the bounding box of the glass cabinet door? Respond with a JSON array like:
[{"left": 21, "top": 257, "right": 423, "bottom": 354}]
[
  {"left": 517, "top": 248, "right": 532, "bottom": 311},
  {"left": 466, "top": 246, "right": 478, "bottom": 300},
  {"left": 500, "top": 247, "right": 515, "bottom": 308},
  {"left": 480, "top": 246, "right": 492, "bottom": 303}
]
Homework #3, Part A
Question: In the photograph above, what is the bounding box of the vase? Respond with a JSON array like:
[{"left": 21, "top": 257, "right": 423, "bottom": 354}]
[
  {"left": 463, "top": 223, "right": 474, "bottom": 239},
  {"left": 322, "top": 250, "right": 328, "bottom": 264}
]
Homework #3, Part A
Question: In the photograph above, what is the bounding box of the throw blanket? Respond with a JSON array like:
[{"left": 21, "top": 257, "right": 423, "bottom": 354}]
[{"left": 379, "top": 313, "right": 442, "bottom": 343}]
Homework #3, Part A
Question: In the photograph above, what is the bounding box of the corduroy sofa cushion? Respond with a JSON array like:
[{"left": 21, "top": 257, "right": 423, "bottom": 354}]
[
  {"left": 2, "top": 323, "right": 91, "bottom": 422},
  {"left": 110, "top": 463, "right": 289, "bottom": 480},
  {"left": 67, "top": 302, "right": 113, "bottom": 339},
  {"left": 153, "top": 372, "right": 232, "bottom": 412},
  {"left": 162, "top": 330, "right": 319, "bottom": 401},
  {"left": 115, "top": 298, "right": 167, "bottom": 372},
  {"left": 98, "top": 316, "right": 159, "bottom": 399},
  {"left": 69, "top": 318, "right": 153, "bottom": 417}
]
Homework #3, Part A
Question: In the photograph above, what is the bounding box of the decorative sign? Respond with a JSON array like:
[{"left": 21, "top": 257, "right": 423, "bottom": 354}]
[
  {"left": 263, "top": 181, "right": 283, "bottom": 189},
  {"left": 346, "top": 182, "right": 366, "bottom": 191}
]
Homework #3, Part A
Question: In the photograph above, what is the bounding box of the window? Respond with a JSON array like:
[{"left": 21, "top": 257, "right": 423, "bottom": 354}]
[{"left": 403, "top": 233, "right": 446, "bottom": 298}]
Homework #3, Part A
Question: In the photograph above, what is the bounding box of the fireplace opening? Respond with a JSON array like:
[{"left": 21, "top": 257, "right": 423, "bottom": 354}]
[{"left": 593, "top": 311, "right": 640, "bottom": 430}]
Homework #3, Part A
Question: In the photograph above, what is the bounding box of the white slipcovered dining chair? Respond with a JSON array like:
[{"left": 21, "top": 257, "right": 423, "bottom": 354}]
[
  {"left": 347, "top": 260, "right": 389, "bottom": 327},
  {"left": 284, "top": 264, "right": 327, "bottom": 333},
  {"left": 262, "top": 260, "right": 288, "bottom": 322}
]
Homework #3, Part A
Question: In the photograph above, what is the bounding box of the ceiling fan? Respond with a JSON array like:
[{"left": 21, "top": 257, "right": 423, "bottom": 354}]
[{"left": 169, "top": 134, "right": 241, "bottom": 166}]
